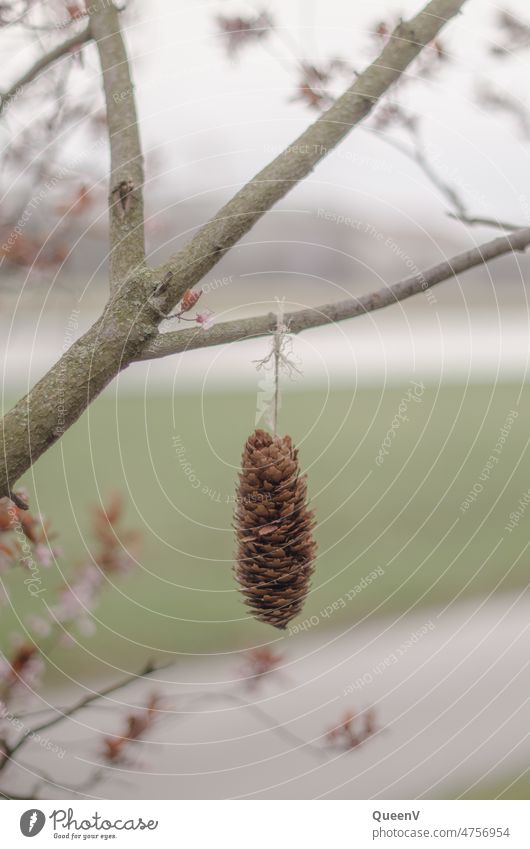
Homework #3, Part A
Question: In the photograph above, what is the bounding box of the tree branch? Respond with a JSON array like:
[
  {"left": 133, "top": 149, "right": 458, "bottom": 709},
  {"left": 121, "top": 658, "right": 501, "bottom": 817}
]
[
  {"left": 376, "top": 130, "right": 468, "bottom": 218},
  {"left": 2, "top": 659, "right": 167, "bottom": 766},
  {"left": 177, "top": 691, "right": 327, "bottom": 760},
  {"left": 0, "top": 5, "right": 155, "bottom": 500},
  {"left": 374, "top": 128, "right": 525, "bottom": 233},
  {"left": 0, "top": 0, "right": 468, "bottom": 498},
  {"left": 447, "top": 212, "right": 524, "bottom": 231},
  {"left": 0, "top": 282, "right": 160, "bottom": 500},
  {"left": 0, "top": 24, "right": 92, "bottom": 115},
  {"left": 150, "top": 0, "right": 468, "bottom": 317},
  {"left": 138, "top": 226, "right": 530, "bottom": 360},
  {"left": 89, "top": 0, "right": 145, "bottom": 289}
]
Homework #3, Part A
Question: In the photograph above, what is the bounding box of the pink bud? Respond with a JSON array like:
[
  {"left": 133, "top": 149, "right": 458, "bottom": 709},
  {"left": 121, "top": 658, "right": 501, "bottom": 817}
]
[{"left": 196, "top": 310, "right": 215, "bottom": 330}]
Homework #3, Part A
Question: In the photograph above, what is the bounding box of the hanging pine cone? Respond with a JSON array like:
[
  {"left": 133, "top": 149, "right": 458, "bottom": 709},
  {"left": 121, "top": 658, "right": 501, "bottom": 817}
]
[{"left": 234, "top": 428, "right": 316, "bottom": 629}]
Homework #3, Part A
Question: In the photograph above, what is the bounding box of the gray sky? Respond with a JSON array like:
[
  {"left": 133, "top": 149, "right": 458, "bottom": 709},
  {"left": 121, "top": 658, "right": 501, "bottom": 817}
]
[
  {"left": 5, "top": 0, "right": 530, "bottom": 231},
  {"left": 115, "top": 0, "right": 530, "bottom": 229}
]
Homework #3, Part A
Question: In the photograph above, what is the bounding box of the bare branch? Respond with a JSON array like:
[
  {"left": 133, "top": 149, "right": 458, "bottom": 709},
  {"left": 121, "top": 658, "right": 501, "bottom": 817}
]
[
  {"left": 151, "top": 0, "right": 468, "bottom": 316},
  {"left": 376, "top": 128, "right": 525, "bottom": 232},
  {"left": 1, "top": 657, "right": 337, "bottom": 797},
  {"left": 447, "top": 212, "right": 524, "bottom": 231},
  {"left": 0, "top": 24, "right": 92, "bottom": 115},
  {"left": 3, "top": 659, "right": 168, "bottom": 765},
  {"left": 138, "top": 226, "right": 530, "bottom": 361},
  {"left": 377, "top": 130, "right": 468, "bottom": 218},
  {"left": 90, "top": 0, "right": 145, "bottom": 289},
  {"left": 177, "top": 691, "right": 327, "bottom": 760}
]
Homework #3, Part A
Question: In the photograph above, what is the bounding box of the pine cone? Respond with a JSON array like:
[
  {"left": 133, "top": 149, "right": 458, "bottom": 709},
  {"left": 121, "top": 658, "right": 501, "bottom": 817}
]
[{"left": 234, "top": 428, "right": 316, "bottom": 629}]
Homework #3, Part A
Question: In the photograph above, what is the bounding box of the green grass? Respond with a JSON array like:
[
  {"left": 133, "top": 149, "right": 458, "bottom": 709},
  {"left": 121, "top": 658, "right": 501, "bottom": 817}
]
[
  {"left": 452, "top": 770, "right": 530, "bottom": 800},
  {"left": 3, "top": 380, "right": 530, "bottom": 679}
]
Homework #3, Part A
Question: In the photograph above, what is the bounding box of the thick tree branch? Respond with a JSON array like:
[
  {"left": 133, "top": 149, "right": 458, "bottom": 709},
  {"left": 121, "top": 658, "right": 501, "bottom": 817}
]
[
  {"left": 0, "top": 24, "right": 92, "bottom": 115},
  {"left": 150, "top": 0, "right": 467, "bottom": 316},
  {"left": 90, "top": 1, "right": 145, "bottom": 289},
  {"left": 0, "top": 280, "right": 160, "bottom": 500},
  {"left": 138, "top": 226, "right": 530, "bottom": 360}
]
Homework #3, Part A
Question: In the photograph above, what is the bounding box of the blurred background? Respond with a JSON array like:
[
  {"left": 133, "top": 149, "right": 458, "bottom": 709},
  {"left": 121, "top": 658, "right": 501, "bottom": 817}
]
[{"left": 1, "top": 0, "right": 530, "bottom": 800}]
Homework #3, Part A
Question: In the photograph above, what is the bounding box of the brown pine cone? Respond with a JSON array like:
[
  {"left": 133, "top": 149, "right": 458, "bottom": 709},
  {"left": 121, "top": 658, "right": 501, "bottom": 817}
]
[{"left": 234, "top": 428, "right": 316, "bottom": 629}]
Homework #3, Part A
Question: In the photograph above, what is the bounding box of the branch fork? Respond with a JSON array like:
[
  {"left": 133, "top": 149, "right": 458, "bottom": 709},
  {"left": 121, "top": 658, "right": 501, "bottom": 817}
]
[{"left": 3, "top": 0, "right": 513, "bottom": 501}]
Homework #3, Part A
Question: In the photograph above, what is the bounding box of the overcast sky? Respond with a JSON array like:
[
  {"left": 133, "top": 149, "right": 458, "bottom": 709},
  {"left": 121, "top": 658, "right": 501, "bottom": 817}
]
[
  {"left": 112, "top": 0, "right": 530, "bottom": 229},
  {"left": 4, "top": 0, "right": 530, "bottom": 232}
]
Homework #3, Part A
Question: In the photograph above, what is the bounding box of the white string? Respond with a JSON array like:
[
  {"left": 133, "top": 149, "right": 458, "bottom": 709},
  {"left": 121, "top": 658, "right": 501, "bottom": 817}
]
[{"left": 254, "top": 298, "right": 301, "bottom": 435}]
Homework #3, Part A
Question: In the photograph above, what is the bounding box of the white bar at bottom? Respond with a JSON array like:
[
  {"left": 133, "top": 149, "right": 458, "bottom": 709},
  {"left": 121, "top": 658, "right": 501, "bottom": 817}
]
[{"left": 3, "top": 799, "right": 529, "bottom": 848}]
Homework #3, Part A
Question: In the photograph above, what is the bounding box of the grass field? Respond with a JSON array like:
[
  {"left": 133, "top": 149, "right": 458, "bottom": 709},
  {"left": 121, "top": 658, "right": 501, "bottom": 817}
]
[
  {"left": 2, "top": 379, "right": 529, "bottom": 681},
  {"left": 457, "top": 771, "right": 530, "bottom": 800}
]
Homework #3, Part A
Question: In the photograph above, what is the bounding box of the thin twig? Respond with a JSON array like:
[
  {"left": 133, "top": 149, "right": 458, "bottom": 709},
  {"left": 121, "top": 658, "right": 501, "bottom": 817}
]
[
  {"left": 2, "top": 660, "right": 172, "bottom": 766},
  {"left": 176, "top": 691, "right": 328, "bottom": 760},
  {"left": 376, "top": 129, "right": 468, "bottom": 217},
  {"left": 0, "top": 24, "right": 92, "bottom": 115},
  {"left": 447, "top": 212, "right": 524, "bottom": 231},
  {"left": 375, "top": 128, "right": 525, "bottom": 232}
]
